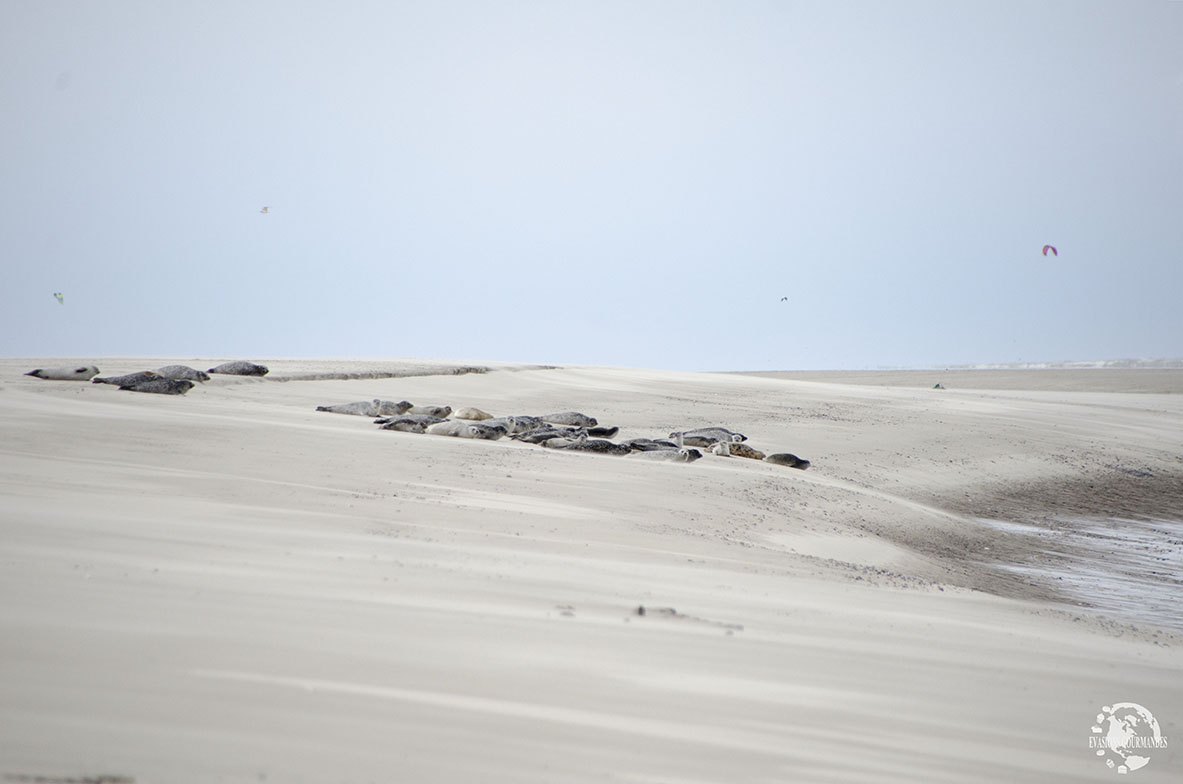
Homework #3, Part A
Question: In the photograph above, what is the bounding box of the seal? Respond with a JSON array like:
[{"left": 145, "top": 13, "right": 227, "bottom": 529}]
[
  {"left": 119, "top": 378, "right": 195, "bottom": 395},
  {"left": 155, "top": 365, "right": 211, "bottom": 382},
  {"left": 671, "top": 427, "right": 747, "bottom": 446},
  {"left": 544, "top": 438, "right": 631, "bottom": 455},
  {"left": 425, "top": 420, "right": 507, "bottom": 440},
  {"left": 727, "top": 442, "right": 766, "bottom": 460},
  {"left": 542, "top": 412, "right": 598, "bottom": 427},
  {"left": 25, "top": 365, "right": 100, "bottom": 381},
  {"left": 378, "top": 414, "right": 447, "bottom": 433},
  {"left": 586, "top": 425, "right": 619, "bottom": 438},
  {"left": 511, "top": 425, "right": 586, "bottom": 444},
  {"left": 623, "top": 438, "right": 679, "bottom": 452},
  {"left": 208, "top": 361, "right": 269, "bottom": 376},
  {"left": 482, "top": 415, "right": 546, "bottom": 435},
  {"left": 92, "top": 371, "right": 159, "bottom": 386},
  {"left": 317, "top": 399, "right": 412, "bottom": 417},
  {"left": 454, "top": 407, "right": 493, "bottom": 421},
  {"left": 409, "top": 405, "right": 452, "bottom": 418},
  {"left": 629, "top": 447, "right": 703, "bottom": 463},
  {"left": 764, "top": 453, "right": 811, "bottom": 470},
  {"left": 461, "top": 423, "right": 507, "bottom": 440}
]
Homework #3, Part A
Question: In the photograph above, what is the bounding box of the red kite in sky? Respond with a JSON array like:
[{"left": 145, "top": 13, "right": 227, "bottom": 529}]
[{"left": 1042, "top": 244, "right": 1057, "bottom": 256}]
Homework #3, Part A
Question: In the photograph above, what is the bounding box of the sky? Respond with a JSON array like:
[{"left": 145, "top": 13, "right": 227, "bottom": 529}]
[{"left": 2, "top": 1, "right": 1180, "bottom": 371}]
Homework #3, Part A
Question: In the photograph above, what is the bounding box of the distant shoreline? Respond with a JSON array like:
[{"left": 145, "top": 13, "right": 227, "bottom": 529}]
[{"left": 735, "top": 368, "right": 1183, "bottom": 394}]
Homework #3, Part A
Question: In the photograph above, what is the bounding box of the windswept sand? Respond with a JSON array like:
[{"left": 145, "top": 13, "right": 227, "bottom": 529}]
[{"left": 2, "top": 358, "right": 1180, "bottom": 783}]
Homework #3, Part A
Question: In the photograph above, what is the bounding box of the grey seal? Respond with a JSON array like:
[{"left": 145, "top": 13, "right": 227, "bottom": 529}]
[
  {"left": 119, "top": 378, "right": 195, "bottom": 395},
  {"left": 764, "top": 453, "right": 811, "bottom": 470},
  {"left": 25, "top": 365, "right": 100, "bottom": 381},
  {"left": 409, "top": 405, "right": 452, "bottom": 418},
  {"left": 93, "top": 371, "right": 158, "bottom": 386},
  {"left": 542, "top": 412, "right": 598, "bottom": 427},
  {"left": 208, "top": 361, "right": 269, "bottom": 376},
  {"left": 586, "top": 425, "right": 619, "bottom": 438},
  {"left": 155, "top": 365, "right": 211, "bottom": 382},
  {"left": 317, "top": 399, "right": 412, "bottom": 417}
]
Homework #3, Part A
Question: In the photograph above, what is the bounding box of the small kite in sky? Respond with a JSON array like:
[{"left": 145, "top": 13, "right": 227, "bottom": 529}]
[
  {"left": 260, "top": 206, "right": 270, "bottom": 214},
  {"left": 53, "top": 292, "right": 64, "bottom": 305},
  {"left": 1042, "top": 244, "right": 1057, "bottom": 257},
  {"left": 780, "top": 296, "right": 788, "bottom": 302}
]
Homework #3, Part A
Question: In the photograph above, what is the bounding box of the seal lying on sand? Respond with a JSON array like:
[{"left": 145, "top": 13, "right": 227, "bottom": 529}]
[
  {"left": 317, "top": 399, "right": 412, "bottom": 417},
  {"left": 378, "top": 416, "right": 442, "bottom": 433},
  {"left": 543, "top": 438, "right": 630, "bottom": 455},
  {"left": 511, "top": 425, "right": 586, "bottom": 444},
  {"left": 628, "top": 447, "right": 703, "bottom": 463},
  {"left": 25, "top": 366, "right": 100, "bottom": 381},
  {"left": 92, "top": 371, "right": 158, "bottom": 386},
  {"left": 542, "top": 412, "right": 598, "bottom": 427},
  {"left": 208, "top": 361, "right": 269, "bottom": 376},
  {"left": 425, "top": 420, "right": 507, "bottom": 440},
  {"left": 155, "top": 365, "right": 210, "bottom": 382},
  {"left": 672, "top": 427, "right": 747, "bottom": 446},
  {"left": 623, "top": 438, "right": 679, "bottom": 452},
  {"left": 119, "top": 378, "right": 194, "bottom": 395},
  {"left": 483, "top": 415, "right": 545, "bottom": 435},
  {"left": 727, "top": 442, "right": 766, "bottom": 460},
  {"left": 764, "top": 453, "right": 810, "bottom": 470},
  {"left": 454, "top": 407, "right": 493, "bottom": 421},
  {"left": 587, "top": 425, "right": 619, "bottom": 438},
  {"left": 409, "top": 405, "right": 452, "bottom": 418}
]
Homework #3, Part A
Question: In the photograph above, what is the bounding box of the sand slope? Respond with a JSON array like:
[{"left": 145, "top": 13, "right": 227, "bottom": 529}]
[{"left": 2, "top": 359, "right": 1180, "bottom": 783}]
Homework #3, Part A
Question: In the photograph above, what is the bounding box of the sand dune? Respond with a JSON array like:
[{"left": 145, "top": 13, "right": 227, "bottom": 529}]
[{"left": 2, "top": 358, "right": 1180, "bottom": 783}]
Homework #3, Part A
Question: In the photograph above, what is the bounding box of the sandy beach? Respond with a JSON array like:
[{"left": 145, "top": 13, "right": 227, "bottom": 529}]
[{"left": 2, "top": 358, "right": 1180, "bottom": 783}]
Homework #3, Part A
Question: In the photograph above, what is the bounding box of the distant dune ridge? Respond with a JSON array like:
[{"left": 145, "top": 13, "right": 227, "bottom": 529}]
[{"left": 2, "top": 356, "right": 1181, "bottom": 782}]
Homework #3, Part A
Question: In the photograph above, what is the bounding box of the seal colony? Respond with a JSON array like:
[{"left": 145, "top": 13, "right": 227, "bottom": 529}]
[
  {"left": 339, "top": 398, "right": 811, "bottom": 469},
  {"left": 16, "top": 361, "right": 810, "bottom": 467}
]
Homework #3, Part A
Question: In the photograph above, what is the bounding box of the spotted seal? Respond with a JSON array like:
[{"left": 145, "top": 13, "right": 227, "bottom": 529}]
[
  {"left": 92, "top": 371, "right": 158, "bottom": 386},
  {"left": 120, "top": 378, "right": 195, "bottom": 395},
  {"left": 208, "top": 361, "right": 269, "bottom": 376},
  {"left": 317, "top": 399, "right": 412, "bottom": 417},
  {"left": 155, "top": 365, "right": 211, "bottom": 382},
  {"left": 764, "top": 453, "right": 810, "bottom": 470},
  {"left": 25, "top": 365, "right": 100, "bottom": 381},
  {"left": 542, "top": 412, "right": 598, "bottom": 427}
]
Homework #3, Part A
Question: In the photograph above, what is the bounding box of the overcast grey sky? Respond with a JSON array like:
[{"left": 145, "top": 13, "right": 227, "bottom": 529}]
[{"left": 3, "top": 1, "right": 1180, "bottom": 370}]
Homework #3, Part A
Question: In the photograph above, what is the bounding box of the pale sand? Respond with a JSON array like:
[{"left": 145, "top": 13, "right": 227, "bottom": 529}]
[{"left": 1, "top": 358, "right": 1180, "bottom": 783}]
